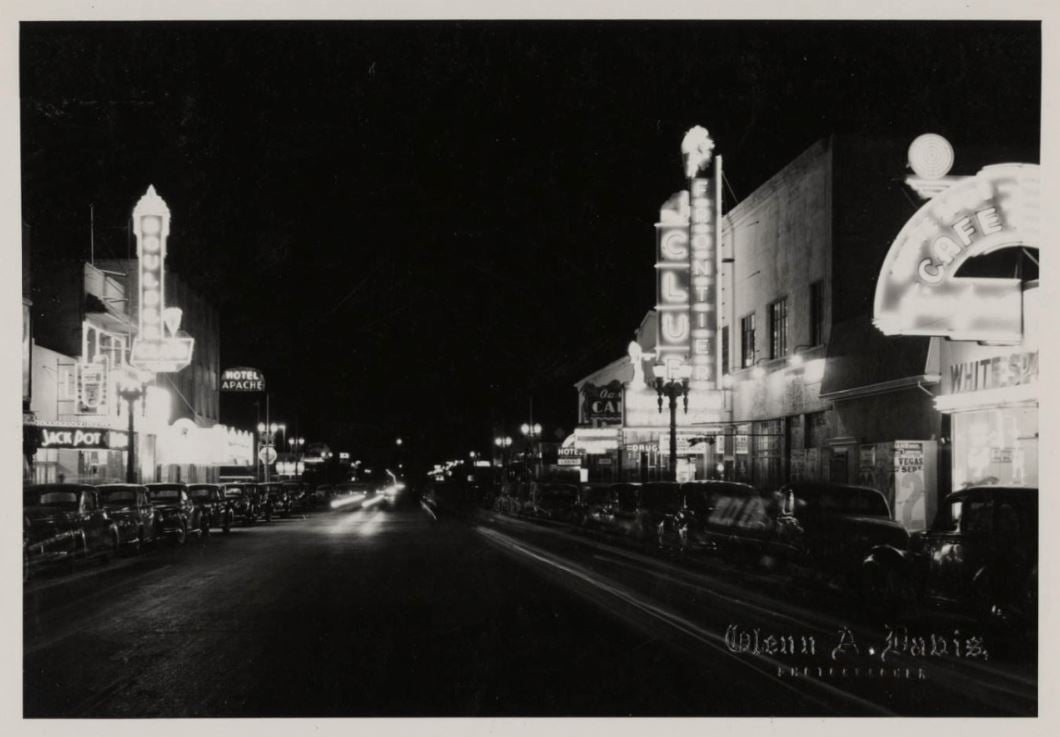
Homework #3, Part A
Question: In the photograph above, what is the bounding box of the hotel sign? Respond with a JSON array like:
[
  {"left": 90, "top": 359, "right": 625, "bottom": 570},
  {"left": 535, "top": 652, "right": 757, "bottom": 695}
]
[
  {"left": 221, "top": 367, "right": 266, "bottom": 392},
  {"left": 874, "top": 163, "right": 1038, "bottom": 343}
]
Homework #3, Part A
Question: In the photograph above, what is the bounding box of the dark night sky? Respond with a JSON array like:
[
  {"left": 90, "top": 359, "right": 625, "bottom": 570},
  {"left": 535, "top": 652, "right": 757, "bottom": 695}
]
[{"left": 19, "top": 21, "right": 1040, "bottom": 469}]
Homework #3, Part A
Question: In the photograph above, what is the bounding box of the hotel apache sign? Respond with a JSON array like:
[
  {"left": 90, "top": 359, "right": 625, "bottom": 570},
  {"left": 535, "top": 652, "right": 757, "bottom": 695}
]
[{"left": 221, "top": 367, "right": 266, "bottom": 392}]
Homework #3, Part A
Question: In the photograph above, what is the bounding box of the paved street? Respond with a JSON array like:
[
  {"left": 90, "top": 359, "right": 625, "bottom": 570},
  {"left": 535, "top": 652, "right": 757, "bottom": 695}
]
[{"left": 23, "top": 497, "right": 1036, "bottom": 717}]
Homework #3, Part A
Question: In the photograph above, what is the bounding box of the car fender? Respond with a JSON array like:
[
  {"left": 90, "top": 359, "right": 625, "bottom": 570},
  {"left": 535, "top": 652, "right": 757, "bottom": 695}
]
[{"left": 862, "top": 544, "right": 911, "bottom": 575}]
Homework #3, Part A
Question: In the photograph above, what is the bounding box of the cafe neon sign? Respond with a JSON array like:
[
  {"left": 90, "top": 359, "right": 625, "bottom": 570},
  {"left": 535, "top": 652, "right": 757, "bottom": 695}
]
[{"left": 873, "top": 162, "right": 1039, "bottom": 343}]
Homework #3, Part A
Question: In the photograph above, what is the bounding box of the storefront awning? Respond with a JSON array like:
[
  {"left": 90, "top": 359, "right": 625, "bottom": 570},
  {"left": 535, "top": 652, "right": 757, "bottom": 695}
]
[{"left": 820, "top": 316, "right": 936, "bottom": 400}]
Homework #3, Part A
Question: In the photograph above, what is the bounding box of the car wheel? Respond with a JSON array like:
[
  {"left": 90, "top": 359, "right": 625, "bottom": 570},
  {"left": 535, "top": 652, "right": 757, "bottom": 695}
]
[
  {"left": 102, "top": 531, "right": 120, "bottom": 564},
  {"left": 130, "top": 527, "right": 143, "bottom": 555},
  {"left": 174, "top": 522, "right": 187, "bottom": 546},
  {"left": 222, "top": 515, "right": 232, "bottom": 534},
  {"left": 200, "top": 519, "right": 210, "bottom": 542},
  {"left": 265, "top": 508, "right": 272, "bottom": 523}
]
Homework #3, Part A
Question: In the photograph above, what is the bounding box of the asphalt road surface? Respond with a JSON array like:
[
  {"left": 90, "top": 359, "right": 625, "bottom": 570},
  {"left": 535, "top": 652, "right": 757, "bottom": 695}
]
[{"left": 23, "top": 495, "right": 1037, "bottom": 717}]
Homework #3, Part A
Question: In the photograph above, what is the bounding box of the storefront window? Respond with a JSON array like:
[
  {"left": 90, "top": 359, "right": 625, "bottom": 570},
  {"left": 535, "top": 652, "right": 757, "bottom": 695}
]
[{"left": 952, "top": 406, "right": 1037, "bottom": 490}]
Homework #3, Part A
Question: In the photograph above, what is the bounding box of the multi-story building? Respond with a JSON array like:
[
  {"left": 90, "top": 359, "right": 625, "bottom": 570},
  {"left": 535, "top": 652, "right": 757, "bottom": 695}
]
[{"left": 569, "top": 134, "right": 1037, "bottom": 531}]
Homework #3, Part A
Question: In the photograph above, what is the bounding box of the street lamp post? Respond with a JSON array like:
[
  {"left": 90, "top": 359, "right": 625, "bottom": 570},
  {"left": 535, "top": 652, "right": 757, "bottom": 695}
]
[
  {"left": 256, "top": 421, "right": 285, "bottom": 483},
  {"left": 117, "top": 368, "right": 149, "bottom": 483},
  {"left": 494, "top": 435, "right": 512, "bottom": 481},
  {"left": 654, "top": 363, "right": 692, "bottom": 481},
  {"left": 520, "top": 422, "right": 542, "bottom": 480}
]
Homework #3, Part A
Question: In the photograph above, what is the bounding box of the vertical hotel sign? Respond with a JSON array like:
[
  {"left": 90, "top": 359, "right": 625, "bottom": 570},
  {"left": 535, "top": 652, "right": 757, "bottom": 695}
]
[{"left": 655, "top": 196, "right": 691, "bottom": 375}]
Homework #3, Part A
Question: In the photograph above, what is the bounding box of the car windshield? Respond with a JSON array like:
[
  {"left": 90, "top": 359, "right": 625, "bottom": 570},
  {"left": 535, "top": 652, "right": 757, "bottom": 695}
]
[
  {"left": 796, "top": 486, "right": 890, "bottom": 517},
  {"left": 26, "top": 490, "right": 79, "bottom": 507},
  {"left": 100, "top": 490, "right": 137, "bottom": 505},
  {"left": 640, "top": 484, "right": 681, "bottom": 511},
  {"left": 149, "top": 490, "right": 182, "bottom": 501},
  {"left": 188, "top": 488, "right": 214, "bottom": 499},
  {"left": 225, "top": 488, "right": 246, "bottom": 498}
]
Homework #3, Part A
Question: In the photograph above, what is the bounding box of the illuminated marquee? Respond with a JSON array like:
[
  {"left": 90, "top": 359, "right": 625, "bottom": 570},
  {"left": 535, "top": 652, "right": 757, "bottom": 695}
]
[{"left": 874, "top": 163, "right": 1039, "bottom": 342}]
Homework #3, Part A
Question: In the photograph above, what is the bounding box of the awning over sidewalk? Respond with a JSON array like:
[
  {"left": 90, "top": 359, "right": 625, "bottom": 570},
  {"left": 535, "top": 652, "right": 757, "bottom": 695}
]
[{"left": 820, "top": 316, "right": 936, "bottom": 400}]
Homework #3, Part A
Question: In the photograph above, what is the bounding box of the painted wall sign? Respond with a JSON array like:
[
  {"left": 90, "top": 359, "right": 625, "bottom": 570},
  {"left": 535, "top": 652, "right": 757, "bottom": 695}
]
[
  {"left": 874, "top": 163, "right": 1039, "bottom": 342},
  {"left": 221, "top": 367, "right": 267, "bottom": 392},
  {"left": 580, "top": 380, "right": 623, "bottom": 424}
]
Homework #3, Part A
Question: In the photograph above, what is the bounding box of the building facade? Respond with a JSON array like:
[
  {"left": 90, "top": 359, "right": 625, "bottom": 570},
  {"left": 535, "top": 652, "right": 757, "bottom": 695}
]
[{"left": 570, "top": 135, "right": 1039, "bottom": 531}]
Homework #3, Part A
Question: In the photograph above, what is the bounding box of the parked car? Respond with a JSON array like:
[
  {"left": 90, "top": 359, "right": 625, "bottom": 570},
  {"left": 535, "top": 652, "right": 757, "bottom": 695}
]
[
  {"left": 581, "top": 483, "right": 640, "bottom": 535},
  {"left": 144, "top": 483, "right": 207, "bottom": 544},
  {"left": 528, "top": 483, "right": 580, "bottom": 522},
  {"left": 574, "top": 484, "right": 616, "bottom": 528},
  {"left": 24, "top": 484, "right": 121, "bottom": 578},
  {"left": 660, "top": 480, "right": 762, "bottom": 556},
  {"left": 313, "top": 484, "right": 334, "bottom": 507},
  {"left": 96, "top": 484, "right": 159, "bottom": 552},
  {"left": 259, "top": 483, "right": 291, "bottom": 519},
  {"left": 659, "top": 481, "right": 908, "bottom": 586},
  {"left": 865, "top": 485, "right": 1038, "bottom": 626},
  {"left": 187, "top": 484, "right": 234, "bottom": 533},
  {"left": 223, "top": 483, "right": 261, "bottom": 525},
  {"left": 282, "top": 481, "right": 309, "bottom": 513}
]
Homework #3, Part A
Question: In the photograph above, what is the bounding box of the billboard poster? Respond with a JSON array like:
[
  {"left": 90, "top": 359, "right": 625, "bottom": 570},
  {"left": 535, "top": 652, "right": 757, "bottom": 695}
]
[{"left": 894, "top": 441, "right": 929, "bottom": 531}]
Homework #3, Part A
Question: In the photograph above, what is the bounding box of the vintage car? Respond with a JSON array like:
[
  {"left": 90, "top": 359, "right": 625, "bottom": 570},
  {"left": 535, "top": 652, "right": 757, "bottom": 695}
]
[
  {"left": 96, "top": 484, "right": 159, "bottom": 552},
  {"left": 660, "top": 481, "right": 908, "bottom": 582},
  {"left": 865, "top": 485, "right": 1038, "bottom": 625},
  {"left": 144, "top": 483, "right": 207, "bottom": 544},
  {"left": 281, "top": 481, "right": 310, "bottom": 513},
  {"left": 573, "top": 484, "right": 616, "bottom": 528},
  {"left": 24, "top": 484, "right": 121, "bottom": 578},
  {"left": 223, "top": 483, "right": 261, "bottom": 525},
  {"left": 259, "top": 483, "right": 291, "bottom": 519},
  {"left": 528, "top": 483, "right": 579, "bottom": 522},
  {"left": 580, "top": 483, "right": 640, "bottom": 535},
  {"left": 187, "top": 483, "right": 235, "bottom": 533}
]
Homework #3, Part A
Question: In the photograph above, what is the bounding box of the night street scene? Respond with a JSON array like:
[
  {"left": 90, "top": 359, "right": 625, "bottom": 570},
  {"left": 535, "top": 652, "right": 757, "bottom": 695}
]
[{"left": 17, "top": 15, "right": 1042, "bottom": 721}]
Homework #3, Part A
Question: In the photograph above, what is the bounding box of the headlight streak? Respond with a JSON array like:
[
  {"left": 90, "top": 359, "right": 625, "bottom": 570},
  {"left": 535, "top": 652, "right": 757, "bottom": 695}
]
[
  {"left": 474, "top": 525, "right": 890, "bottom": 716},
  {"left": 330, "top": 492, "right": 366, "bottom": 510}
]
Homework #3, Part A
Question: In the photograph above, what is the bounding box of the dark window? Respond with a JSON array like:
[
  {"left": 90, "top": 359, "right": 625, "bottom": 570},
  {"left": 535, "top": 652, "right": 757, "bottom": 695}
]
[
  {"left": 769, "top": 298, "right": 788, "bottom": 359},
  {"left": 804, "top": 411, "right": 827, "bottom": 448},
  {"left": 810, "top": 281, "right": 824, "bottom": 346},
  {"left": 721, "top": 325, "right": 730, "bottom": 375},
  {"left": 740, "top": 313, "right": 756, "bottom": 368}
]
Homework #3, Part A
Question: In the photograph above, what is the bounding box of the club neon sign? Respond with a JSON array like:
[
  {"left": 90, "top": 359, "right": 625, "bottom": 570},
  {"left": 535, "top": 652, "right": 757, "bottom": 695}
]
[
  {"left": 688, "top": 177, "right": 715, "bottom": 387},
  {"left": 874, "top": 163, "right": 1039, "bottom": 343}
]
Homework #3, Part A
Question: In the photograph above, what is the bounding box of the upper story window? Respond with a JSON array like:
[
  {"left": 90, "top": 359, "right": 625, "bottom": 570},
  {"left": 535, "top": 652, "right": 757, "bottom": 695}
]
[
  {"left": 809, "top": 280, "right": 824, "bottom": 346},
  {"left": 740, "top": 313, "right": 756, "bottom": 368},
  {"left": 769, "top": 297, "right": 788, "bottom": 359},
  {"left": 721, "top": 325, "right": 730, "bottom": 376}
]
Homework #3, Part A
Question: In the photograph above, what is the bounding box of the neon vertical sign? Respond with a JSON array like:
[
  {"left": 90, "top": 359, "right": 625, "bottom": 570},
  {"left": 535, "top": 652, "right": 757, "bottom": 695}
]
[
  {"left": 688, "top": 177, "right": 716, "bottom": 388},
  {"left": 656, "top": 203, "right": 691, "bottom": 376},
  {"left": 133, "top": 186, "right": 170, "bottom": 343}
]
